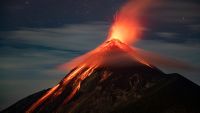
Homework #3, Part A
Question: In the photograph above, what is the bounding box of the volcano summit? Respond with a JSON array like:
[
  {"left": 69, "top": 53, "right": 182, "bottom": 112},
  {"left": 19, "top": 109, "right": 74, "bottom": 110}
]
[{"left": 2, "top": 39, "right": 200, "bottom": 113}]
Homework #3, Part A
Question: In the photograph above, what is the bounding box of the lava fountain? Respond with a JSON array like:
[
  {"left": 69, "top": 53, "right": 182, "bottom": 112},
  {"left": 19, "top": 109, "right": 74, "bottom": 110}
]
[{"left": 107, "top": 0, "right": 152, "bottom": 45}]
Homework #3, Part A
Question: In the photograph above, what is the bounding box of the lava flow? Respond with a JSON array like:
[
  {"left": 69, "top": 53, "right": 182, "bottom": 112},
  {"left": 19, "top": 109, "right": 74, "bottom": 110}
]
[{"left": 26, "top": 39, "right": 152, "bottom": 113}]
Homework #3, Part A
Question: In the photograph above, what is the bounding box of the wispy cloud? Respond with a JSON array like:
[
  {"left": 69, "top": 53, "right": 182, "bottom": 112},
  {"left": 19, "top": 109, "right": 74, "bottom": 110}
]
[
  {"left": 150, "top": 1, "right": 200, "bottom": 23},
  {"left": 155, "top": 32, "right": 178, "bottom": 38},
  {"left": 2, "top": 22, "right": 109, "bottom": 51}
]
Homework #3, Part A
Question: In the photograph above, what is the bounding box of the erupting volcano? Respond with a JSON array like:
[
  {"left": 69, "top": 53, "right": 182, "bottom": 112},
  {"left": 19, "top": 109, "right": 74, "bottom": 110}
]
[
  {"left": 2, "top": 0, "right": 200, "bottom": 113},
  {"left": 26, "top": 39, "right": 156, "bottom": 113},
  {"left": 3, "top": 38, "right": 200, "bottom": 113}
]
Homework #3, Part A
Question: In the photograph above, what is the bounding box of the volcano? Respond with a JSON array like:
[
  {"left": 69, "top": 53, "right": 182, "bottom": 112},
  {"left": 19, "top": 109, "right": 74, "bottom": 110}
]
[{"left": 2, "top": 39, "right": 200, "bottom": 113}]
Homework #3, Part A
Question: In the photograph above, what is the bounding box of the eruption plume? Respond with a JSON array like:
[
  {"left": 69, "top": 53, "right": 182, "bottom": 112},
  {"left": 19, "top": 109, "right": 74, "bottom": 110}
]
[{"left": 107, "top": 0, "right": 152, "bottom": 45}]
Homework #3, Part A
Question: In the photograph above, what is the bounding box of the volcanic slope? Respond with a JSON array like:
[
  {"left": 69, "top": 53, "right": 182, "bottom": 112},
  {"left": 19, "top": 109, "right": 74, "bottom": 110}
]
[{"left": 2, "top": 39, "right": 200, "bottom": 113}]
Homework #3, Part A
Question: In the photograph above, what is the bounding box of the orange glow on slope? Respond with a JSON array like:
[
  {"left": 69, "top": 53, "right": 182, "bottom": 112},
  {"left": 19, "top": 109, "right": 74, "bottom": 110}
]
[
  {"left": 62, "top": 66, "right": 96, "bottom": 105},
  {"left": 26, "top": 64, "right": 98, "bottom": 113}
]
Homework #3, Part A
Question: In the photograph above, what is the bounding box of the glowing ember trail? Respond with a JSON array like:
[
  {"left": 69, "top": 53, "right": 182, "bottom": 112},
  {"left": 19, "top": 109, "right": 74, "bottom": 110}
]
[
  {"left": 26, "top": 64, "right": 98, "bottom": 113},
  {"left": 26, "top": 84, "right": 60, "bottom": 113}
]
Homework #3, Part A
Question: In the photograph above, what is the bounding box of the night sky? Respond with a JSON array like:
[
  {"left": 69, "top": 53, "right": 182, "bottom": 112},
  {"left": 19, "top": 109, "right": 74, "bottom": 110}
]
[{"left": 0, "top": 0, "right": 200, "bottom": 110}]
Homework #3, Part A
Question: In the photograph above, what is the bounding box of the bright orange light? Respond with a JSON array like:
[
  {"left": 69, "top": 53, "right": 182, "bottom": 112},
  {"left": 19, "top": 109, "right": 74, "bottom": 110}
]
[
  {"left": 107, "top": 0, "right": 152, "bottom": 45},
  {"left": 108, "top": 18, "right": 140, "bottom": 45}
]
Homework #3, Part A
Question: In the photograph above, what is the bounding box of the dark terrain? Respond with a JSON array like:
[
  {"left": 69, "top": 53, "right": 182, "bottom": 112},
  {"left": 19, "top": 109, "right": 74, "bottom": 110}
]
[{"left": 2, "top": 64, "right": 200, "bottom": 113}]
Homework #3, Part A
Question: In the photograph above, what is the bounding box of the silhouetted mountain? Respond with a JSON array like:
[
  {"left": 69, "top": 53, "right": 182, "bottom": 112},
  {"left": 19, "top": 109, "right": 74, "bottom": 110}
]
[{"left": 2, "top": 40, "right": 200, "bottom": 113}]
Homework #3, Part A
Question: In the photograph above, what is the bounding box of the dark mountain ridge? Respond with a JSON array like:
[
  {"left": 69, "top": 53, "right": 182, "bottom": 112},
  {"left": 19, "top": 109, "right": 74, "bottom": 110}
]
[
  {"left": 2, "top": 67, "right": 200, "bottom": 113},
  {"left": 2, "top": 40, "right": 200, "bottom": 113}
]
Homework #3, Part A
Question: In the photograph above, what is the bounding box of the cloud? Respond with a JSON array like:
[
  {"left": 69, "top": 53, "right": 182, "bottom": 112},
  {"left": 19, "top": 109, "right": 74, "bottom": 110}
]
[
  {"left": 0, "top": 22, "right": 109, "bottom": 79},
  {"left": 145, "top": 0, "right": 200, "bottom": 44},
  {"left": 2, "top": 22, "right": 109, "bottom": 51},
  {"left": 189, "top": 24, "right": 200, "bottom": 32},
  {"left": 150, "top": 0, "right": 200, "bottom": 23},
  {"left": 155, "top": 32, "right": 178, "bottom": 38}
]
